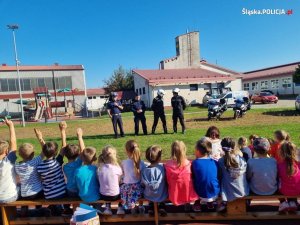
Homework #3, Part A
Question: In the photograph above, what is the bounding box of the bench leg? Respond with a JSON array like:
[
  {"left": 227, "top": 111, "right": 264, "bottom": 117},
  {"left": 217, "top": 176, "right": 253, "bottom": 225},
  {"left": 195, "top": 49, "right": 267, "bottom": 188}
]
[
  {"left": 153, "top": 202, "right": 159, "bottom": 225},
  {"left": 227, "top": 199, "right": 246, "bottom": 216},
  {"left": 1, "top": 206, "right": 16, "bottom": 225}
]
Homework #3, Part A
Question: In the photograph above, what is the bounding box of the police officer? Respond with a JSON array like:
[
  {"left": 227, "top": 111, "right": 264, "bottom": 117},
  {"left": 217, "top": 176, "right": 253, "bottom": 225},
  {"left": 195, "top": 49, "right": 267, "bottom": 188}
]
[
  {"left": 131, "top": 93, "right": 147, "bottom": 135},
  {"left": 171, "top": 88, "right": 186, "bottom": 134},
  {"left": 151, "top": 89, "right": 167, "bottom": 134},
  {"left": 107, "top": 92, "right": 125, "bottom": 138}
]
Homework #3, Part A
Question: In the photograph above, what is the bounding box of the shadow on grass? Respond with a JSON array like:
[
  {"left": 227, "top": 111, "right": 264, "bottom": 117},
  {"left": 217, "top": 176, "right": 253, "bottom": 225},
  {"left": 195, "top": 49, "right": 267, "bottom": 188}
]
[
  {"left": 186, "top": 116, "right": 236, "bottom": 122},
  {"left": 262, "top": 110, "right": 300, "bottom": 117},
  {"left": 47, "top": 133, "right": 138, "bottom": 142}
]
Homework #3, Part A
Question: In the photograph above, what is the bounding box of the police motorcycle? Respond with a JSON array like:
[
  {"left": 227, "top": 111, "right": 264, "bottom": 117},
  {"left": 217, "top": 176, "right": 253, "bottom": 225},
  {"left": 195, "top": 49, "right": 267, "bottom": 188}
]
[
  {"left": 208, "top": 98, "right": 227, "bottom": 121},
  {"left": 233, "top": 97, "right": 251, "bottom": 119}
]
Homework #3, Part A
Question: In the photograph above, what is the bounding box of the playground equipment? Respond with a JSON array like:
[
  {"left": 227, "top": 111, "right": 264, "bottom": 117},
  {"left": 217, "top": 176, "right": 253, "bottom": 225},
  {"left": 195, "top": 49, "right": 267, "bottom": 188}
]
[{"left": 32, "top": 87, "right": 53, "bottom": 121}]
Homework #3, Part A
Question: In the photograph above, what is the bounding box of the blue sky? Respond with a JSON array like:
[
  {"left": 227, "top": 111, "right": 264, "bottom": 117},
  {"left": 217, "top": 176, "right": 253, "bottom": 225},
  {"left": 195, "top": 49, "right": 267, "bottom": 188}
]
[{"left": 0, "top": 0, "right": 299, "bottom": 88}]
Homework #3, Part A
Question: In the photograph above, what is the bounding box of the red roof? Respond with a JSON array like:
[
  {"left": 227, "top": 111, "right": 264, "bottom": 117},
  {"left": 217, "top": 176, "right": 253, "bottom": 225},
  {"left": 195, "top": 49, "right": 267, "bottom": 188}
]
[
  {"left": 0, "top": 65, "right": 84, "bottom": 72},
  {"left": 243, "top": 62, "right": 300, "bottom": 81},
  {"left": 87, "top": 88, "right": 107, "bottom": 96},
  {"left": 133, "top": 67, "right": 236, "bottom": 85},
  {"left": 200, "top": 60, "right": 241, "bottom": 76}
]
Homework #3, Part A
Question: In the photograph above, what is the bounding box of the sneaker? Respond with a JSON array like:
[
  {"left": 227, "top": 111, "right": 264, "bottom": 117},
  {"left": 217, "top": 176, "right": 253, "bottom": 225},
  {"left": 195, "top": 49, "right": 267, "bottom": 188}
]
[
  {"left": 207, "top": 202, "right": 215, "bottom": 210},
  {"left": 138, "top": 205, "right": 145, "bottom": 214},
  {"left": 288, "top": 201, "right": 298, "bottom": 212},
  {"left": 217, "top": 202, "right": 227, "bottom": 212},
  {"left": 192, "top": 201, "right": 201, "bottom": 212},
  {"left": 116, "top": 206, "right": 125, "bottom": 215},
  {"left": 278, "top": 201, "right": 290, "bottom": 212},
  {"left": 103, "top": 207, "right": 113, "bottom": 216},
  {"left": 159, "top": 208, "right": 167, "bottom": 217},
  {"left": 61, "top": 208, "right": 73, "bottom": 217}
]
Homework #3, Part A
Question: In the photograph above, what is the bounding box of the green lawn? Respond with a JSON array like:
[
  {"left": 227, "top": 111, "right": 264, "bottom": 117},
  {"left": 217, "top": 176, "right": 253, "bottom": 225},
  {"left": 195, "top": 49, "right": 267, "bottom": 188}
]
[{"left": 2, "top": 107, "right": 299, "bottom": 161}]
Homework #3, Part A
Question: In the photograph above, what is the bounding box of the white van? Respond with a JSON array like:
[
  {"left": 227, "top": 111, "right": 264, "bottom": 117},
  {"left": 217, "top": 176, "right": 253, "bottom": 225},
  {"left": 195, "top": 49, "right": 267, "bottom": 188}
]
[
  {"left": 209, "top": 91, "right": 250, "bottom": 107},
  {"left": 86, "top": 96, "right": 108, "bottom": 111}
]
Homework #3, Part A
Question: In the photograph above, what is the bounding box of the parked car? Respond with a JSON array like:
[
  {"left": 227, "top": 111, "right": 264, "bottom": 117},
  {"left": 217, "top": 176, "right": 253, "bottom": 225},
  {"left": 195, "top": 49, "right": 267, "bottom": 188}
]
[
  {"left": 251, "top": 92, "right": 278, "bottom": 104},
  {"left": 296, "top": 95, "right": 300, "bottom": 111},
  {"left": 208, "top": 91, "right": 249, "bottom": 108},
  {"left": 260, "top": 90, "right": 275, "bottom": 95}
]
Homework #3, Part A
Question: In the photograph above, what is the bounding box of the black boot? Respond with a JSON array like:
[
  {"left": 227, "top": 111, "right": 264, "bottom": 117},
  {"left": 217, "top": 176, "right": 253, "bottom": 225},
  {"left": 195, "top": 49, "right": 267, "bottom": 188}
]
[
  {"left": 163, "top": 126, "right": 168, "bottom": 134},
  {"left": 152, "top": 126, "right": 156, "bottom": 134}
]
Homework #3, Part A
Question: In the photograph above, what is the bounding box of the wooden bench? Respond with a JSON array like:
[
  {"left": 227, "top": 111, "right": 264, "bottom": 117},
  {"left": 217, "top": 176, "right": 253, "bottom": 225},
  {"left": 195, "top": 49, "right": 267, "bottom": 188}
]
[{"left": 1, "top": 195, "right": 299, "bottom": 225}]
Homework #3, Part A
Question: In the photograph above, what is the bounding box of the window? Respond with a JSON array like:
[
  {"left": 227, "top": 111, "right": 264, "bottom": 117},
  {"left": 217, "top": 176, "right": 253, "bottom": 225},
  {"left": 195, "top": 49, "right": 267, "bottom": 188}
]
[
  {"left": 136, "top": 89, "right": 138, "bottom": 94},
  {"left": 37, "top": 78, "right": 45, "bottom": 87},
  {"left": 271, "top": 79, "right": 279, "bottom": 89},
  {"left": 142, "top": 87, "right": 146, "bottom": 95},
  {"left": 21, "top": 79, "right": 31, "bottom": 91},
  {"left": 44, "top": 78, "right": 54, "bottom": 90},
  {"left": 189, "top": 84, "right": 198, "bottom": 91},
  {"left": 260, "top": 81, "right": 268, "bottom": 90},
  {"left": 0, "top": 79, "right": 8, "bottom": 92},
  {"left": 203, "top": 83, "right": 211, "bottom": 90},
  {"left": 8, "top": 79, "right": 17, "bottom": 92},
  {"left": 243, "top": 83, "right": 250, "bottom": 91},
  {"left": 139, "top": 88, "right": 142, "bottom": 95},
  {"left": 251, "top": 82, "right": 258, "bottom": 91},
  {"left": 225, "top": 93, "right": 232, "bottom": 99},
  {"left": 282, "top": 78, "right": 292, "bottom": 88}
]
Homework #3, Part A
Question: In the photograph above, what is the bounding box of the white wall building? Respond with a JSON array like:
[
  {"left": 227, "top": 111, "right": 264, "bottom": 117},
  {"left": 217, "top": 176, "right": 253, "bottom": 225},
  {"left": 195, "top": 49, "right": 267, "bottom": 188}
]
[
  {"left": 0, "top": 64, "right": 87, "bottom": 116},
  {"left": 133, "top": 32, "right": 242, "bottom": 107},
  {"left": 242, "top": 62, "right": 300, "bottom": 95}
]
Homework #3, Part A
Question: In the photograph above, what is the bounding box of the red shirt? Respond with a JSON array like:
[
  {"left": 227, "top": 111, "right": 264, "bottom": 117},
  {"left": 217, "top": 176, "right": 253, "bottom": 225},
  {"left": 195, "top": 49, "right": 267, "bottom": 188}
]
[
  {"left": 270, "top": 142, "right": 282, "bottom": 162},
  {"left": 278, "top": 161, "right": 300, "bottom": 196}
]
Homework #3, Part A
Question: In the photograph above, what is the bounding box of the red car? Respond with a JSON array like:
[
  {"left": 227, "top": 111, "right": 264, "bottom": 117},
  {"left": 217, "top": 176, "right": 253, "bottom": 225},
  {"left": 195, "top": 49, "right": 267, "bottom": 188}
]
[{"left": 251, "top": 92, "right": 278, "bottom": 104}]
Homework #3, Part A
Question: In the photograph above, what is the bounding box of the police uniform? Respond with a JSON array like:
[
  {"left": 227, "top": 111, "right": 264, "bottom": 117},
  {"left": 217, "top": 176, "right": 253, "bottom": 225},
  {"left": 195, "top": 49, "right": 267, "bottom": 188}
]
[
  {"left": 151, "top": 96, "right": 167, "bottom": 134},
  {"left": 171, "top": 95, "right": 186, "bottom": 133},
  {"left": 131, "top": 99, "right": 147, "bottom": 135},
  {"left": 107, "top": 100, "right": 124, "bottom": 138}
]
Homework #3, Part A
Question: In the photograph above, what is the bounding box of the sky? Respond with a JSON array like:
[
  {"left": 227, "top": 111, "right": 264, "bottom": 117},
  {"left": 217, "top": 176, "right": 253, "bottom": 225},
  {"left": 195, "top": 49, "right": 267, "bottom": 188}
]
[{"left": 0, "top": 0, "right": 299, "bottom": 88}]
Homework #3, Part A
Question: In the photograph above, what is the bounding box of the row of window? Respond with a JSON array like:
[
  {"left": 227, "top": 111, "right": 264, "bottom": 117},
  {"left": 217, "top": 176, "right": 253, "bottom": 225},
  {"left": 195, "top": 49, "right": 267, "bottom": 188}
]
[
  {"left": 0, "top": 77, "right": 72, "bottom": 92},
  {"left": 136, "top": 87, "right": 146, "bottom": 95},
  {"left": 243, "top": 78, "right": 292, "bottom": 91}
]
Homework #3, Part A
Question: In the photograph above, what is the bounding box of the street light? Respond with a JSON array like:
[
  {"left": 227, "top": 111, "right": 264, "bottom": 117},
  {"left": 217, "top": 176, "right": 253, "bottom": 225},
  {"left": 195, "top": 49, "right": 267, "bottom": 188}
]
[{"left": 7, "top": 24, "right": 25, "bottom": 127}]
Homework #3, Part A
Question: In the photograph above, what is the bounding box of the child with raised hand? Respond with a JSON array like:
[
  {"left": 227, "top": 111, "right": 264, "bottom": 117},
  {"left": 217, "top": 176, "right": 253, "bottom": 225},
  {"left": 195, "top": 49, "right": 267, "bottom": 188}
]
[
  {"left": 97, "top": 145, "right": 123, "bottom": 215},
  {"left": 74, "top": 143, "right": 100, "bottom": 203},
  {"left": 15, "top": 128, "right": 45, "bottom": 216},
  {"left": 218, "top": 137, "right": 249, "bottom": 211},
  {"left": 141, "top": 145, "right": 168, "bottom": 216},
  {"left": 205, "top": 126, "right": 223, "bottom": 161},
  {"left": 237, "top": 137, "right": 252, "bottom": 162},
  {"left": 277, "top": 141, "right": 300, "bottom": 212},
  {"left": 62, "top": 127, "right": 84, "bottom": 198},
  {"left": 164, "top": 141, "right": 198, "bottom": 209},
  {"left": 270, "top": 130, "right": 290, "bottom": 162},
  {"left": 192, "top": 137, "right": 220, "bottom": 212},
  {"left": 247, "top": 138, "right": 277, "bottom": 195},
  {"left": 36, "top": 124, "right": 66, "bottom": 200},
  {"left": 120, "top": 140, "right": 145, "bottom": 214},
  {"left": 0, "top": 118, "right": 18, "bottom": 203}
]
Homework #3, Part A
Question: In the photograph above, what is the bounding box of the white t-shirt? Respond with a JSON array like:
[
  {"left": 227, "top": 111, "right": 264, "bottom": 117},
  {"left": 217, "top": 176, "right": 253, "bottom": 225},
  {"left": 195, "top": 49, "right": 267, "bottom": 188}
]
[
  {"left": 15, "top": 155, "right": 43, "bottom": 197},
  {"left": 121, "top": 159, "right": 145, "bottom": 184},
  {"left": 0, "top": 151, "right": 18, "bottom": 201},
  {"left": 209, "top": 139, "right": 223, "bottom": 161},
  {"left": 97, "top": 164, "right": 122, "bottom": 196}
]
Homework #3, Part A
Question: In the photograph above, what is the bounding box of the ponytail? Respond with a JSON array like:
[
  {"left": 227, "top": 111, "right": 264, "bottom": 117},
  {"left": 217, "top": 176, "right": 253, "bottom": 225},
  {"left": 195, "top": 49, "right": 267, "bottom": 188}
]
[
  {"left": 280, "top": 141, "right": 298, "bottom": 176},
  {"left": 221, "top": 137, "right": 239, "bottom": 169},
  {"left": 125, "top": 140, "right": 141, "bottom": 178}
]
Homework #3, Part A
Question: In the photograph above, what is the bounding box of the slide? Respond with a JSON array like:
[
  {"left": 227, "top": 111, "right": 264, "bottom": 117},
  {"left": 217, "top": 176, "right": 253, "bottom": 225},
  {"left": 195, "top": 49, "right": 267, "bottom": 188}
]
[{"left": 34, "top": 105, "right": 45, "bottom": 121}]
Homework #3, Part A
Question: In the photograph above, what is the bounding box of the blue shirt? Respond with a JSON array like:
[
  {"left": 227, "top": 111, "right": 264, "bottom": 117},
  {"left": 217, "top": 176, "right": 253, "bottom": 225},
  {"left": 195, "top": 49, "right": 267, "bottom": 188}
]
[
  {"left": 74, "top": 165, "right": 100, "bottom": 203},
  {"left": 107, "top": 101, "right": 122, "bottom": 115},
  {"left": 192, "top": 158, "right": 220, "bottom": 199},
  {"left": 141, "top": 163, "right": 168, "bottom": 202},
  {"left": 63, "top": 157, "right": 82, "bottom": 192},
  {"left": 131, "top": 100, "right": 146, "bottom": 116}
]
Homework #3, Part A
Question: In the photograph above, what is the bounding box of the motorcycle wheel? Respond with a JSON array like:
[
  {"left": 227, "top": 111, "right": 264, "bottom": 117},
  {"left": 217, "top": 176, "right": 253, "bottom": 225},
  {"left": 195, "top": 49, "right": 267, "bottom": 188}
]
[{"left": 234, "top": 111, "right": 238, "bottom": 119}]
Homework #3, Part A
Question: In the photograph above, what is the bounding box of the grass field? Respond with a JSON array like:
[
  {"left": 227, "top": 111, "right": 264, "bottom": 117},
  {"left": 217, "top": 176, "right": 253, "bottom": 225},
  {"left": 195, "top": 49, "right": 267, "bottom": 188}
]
[{"left": 1, "top": 107, "right": 299, "bottom": 160}]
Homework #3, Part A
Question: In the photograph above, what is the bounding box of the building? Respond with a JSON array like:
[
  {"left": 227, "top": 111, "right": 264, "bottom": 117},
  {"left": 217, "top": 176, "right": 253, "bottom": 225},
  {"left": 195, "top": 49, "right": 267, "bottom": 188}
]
[
  {"left": 242, "top": 62, "right": 300, "bottom": 95},
  {"left": 133, "top": 31, "right": 242, "bottom": 107},
  {"left": 0, "top": 64, "right": 87, "bottom": 116}
]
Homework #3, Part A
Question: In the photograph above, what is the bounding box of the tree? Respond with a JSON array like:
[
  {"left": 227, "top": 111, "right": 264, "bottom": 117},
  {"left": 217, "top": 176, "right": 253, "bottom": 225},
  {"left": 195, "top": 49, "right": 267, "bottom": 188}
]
[
  {"left": 293, "top": 64, "right": 300, "bottom": 84},
  {"left": 103, "top": 66, "right": 134, "bottom": 94}
]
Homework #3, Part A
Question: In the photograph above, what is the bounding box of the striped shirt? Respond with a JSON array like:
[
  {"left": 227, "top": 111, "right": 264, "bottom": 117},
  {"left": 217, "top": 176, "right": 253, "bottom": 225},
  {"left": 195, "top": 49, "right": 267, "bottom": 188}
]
[
  {"left": 15, "top": 155, "right": 43, "bottom": 197},
  {"left": 37, "top": 155, "right": 66, "bottom": 199}
]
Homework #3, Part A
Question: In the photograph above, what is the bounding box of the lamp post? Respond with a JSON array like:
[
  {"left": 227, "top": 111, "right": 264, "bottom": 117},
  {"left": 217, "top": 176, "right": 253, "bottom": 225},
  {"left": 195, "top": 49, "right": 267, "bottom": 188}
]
[{"left": 7, "top": 24, "right": 25, "bottom": 127}]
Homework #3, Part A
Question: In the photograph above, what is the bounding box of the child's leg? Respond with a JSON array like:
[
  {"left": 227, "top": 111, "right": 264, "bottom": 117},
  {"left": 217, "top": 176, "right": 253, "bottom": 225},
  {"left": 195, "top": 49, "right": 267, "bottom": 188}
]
[{"left": 148, "top": 201, "right": 154, "bottom": 216}]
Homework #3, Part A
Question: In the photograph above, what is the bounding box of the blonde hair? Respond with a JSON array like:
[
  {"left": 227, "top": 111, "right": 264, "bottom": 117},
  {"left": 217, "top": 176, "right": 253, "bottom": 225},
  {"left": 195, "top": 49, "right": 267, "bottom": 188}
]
[
  {"left": 171, "top": 140, "right": 187, "bottom": 167},
  {"left": 274, "top": 130, "right": 290, "bottom": 143},
  {"left": 125, "top": 140, "right": 141, "bottom": 178},
  {"left": 81, "top": 147, "right": 97, "bottom": 165},
  {"left": 238, "top": 137, "right": 248, "bottom": 149},
  {"left": 19, "top": 143, "right": 34, "bottom": 161},
  {"left": 146, "top": 145, "right": 162, "bottom": 164},
  {"left": 221, "top": 137, "right": 240, "bottom": 169},
  {"left": 280, "top": 141, "right": 299, "bottom": 176},
  {"left": 0, "top": 140, "right": 9, "bottom": 155},
  {"left": 98, "top": 145, "right": 119, "bottom": 167}
]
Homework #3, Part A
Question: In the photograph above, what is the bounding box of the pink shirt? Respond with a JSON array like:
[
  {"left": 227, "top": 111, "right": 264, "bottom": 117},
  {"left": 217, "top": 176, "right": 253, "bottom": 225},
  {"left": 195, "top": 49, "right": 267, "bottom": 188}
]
[
  {"left": 277, "top": 161, "right": 300, "bottom": 196},
  {"left": 97, "top": 164, "right": 122, "bottom": 196},
  {"left": 164, "top": 159, "right": 198, "bottom": 205}
]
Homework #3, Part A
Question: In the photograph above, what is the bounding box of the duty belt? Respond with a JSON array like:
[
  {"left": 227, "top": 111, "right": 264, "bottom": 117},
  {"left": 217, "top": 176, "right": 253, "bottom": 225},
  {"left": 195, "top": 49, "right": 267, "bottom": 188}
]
[{"left": 112, "top": 113, "right": 121, "bottom": 116}]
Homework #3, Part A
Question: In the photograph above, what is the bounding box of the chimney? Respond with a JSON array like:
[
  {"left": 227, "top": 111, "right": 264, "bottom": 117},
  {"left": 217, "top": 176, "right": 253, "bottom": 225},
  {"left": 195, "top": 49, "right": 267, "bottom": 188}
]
[
  {"left": 2, "top": 63, "right": 7, "bottom": 66},
  {"left": 54, "top": 63, "right": 59, "bottom": 66}
]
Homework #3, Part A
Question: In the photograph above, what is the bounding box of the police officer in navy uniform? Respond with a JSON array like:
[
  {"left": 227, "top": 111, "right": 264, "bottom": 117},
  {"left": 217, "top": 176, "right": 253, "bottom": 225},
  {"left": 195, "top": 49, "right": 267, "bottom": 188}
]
[
  {"left": 107, "top": 92, "right": 125, "bottom": 138},
  {"left": 171, "top": 88, "right": 186, "bottom": 134},
  {"left": 131, "top": 93, "right": 147, "bottom": 135},
  {"left": 151, "top": 89, "right": 167, "bottom": 134}
]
